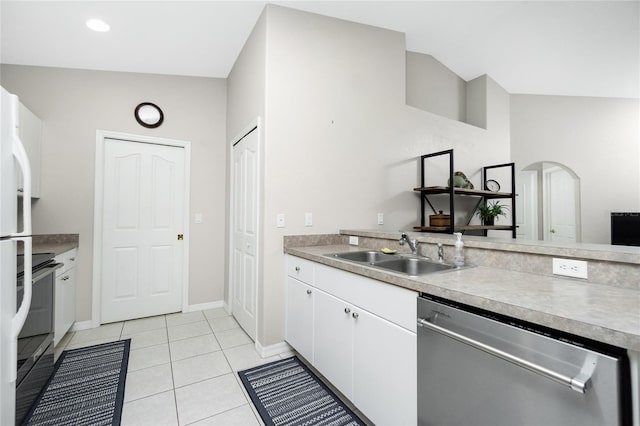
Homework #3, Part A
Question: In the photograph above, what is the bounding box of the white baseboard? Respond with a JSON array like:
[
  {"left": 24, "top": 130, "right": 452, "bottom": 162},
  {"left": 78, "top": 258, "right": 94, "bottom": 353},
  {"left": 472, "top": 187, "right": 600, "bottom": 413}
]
[
  {"left": 70, "top": 320, "right": 94, "bottom": 332},
  {"left": 255, "top": 340, "right": 292, "bottom": 358},
  {"left": 78, "top": 301, "right": 227, "bottom": 331},
  {"left": 184, "top": 300, "right": 226, "bottom": 313}
]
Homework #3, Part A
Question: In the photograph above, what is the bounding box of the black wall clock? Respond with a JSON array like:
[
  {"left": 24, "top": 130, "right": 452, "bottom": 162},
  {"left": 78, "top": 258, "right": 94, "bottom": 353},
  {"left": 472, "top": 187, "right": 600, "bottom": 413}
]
[{"left": 134, "top": 102, "right": 164, "bottom": 128}]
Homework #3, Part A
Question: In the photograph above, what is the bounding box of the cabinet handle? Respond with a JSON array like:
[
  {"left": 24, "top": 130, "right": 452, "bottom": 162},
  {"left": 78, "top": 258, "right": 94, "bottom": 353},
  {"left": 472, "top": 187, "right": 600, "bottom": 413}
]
[
  {"left": 62, "top": 275, "right": 70, "bottom": 281},
  {"left": 306, "top": 289, "right": 312, "bottom": 295},
  {"left": 17, "top": 187, "right": 24, "bottom": 193},
  {"left": 344, "top": 307, "right": 351, "bottom": 314},
  {"left": 70, "top": 257, "right": 75, "bottom": 261},
  {"left": 295, "top": 266, "right": 301, "bottom": 272},
  {"left": 352, "top": 312, "right": 359, "bottom": 319}
]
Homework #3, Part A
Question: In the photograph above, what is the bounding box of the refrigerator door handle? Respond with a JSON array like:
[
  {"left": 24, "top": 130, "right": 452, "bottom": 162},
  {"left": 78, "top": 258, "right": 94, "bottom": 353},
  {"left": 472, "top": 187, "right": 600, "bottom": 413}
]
[
  {"left": 10, "top": 237, "right": 31, "bottom": 382},
  {"left": 11, "top": 94, "right": 31, "bottom": 236}
]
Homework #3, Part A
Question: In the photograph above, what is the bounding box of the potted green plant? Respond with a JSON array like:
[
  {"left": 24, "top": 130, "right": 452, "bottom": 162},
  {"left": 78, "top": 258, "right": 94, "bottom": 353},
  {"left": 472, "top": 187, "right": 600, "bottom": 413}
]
[{"left": 477, "top": 201, "right": 509, "bottom": 226}]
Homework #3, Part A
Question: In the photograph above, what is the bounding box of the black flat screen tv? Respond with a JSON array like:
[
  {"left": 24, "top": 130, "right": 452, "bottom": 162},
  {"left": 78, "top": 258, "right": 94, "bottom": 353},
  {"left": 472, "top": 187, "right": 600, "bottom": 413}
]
[{"left": 611, "top": 212, "right": 640, "bottom": 247}]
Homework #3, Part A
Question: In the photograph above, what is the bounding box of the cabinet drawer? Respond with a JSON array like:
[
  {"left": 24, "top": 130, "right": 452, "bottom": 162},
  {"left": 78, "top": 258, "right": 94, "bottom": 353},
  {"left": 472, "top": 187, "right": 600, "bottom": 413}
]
[
  {"left": 54, "top": 248, "right": 77, "bottom": 276},
  {"left": 315, "top": 262, "right": 418, "bottom": 332},
  {"left": 285, "top": 255, "right": 314, "bottom": 284}
]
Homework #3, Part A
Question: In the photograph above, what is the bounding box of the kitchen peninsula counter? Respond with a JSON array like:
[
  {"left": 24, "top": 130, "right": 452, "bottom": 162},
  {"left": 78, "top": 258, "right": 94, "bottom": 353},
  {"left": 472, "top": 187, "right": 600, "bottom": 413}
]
[{"left": 285, "top": 239, "right": 640, "bottom": 352}]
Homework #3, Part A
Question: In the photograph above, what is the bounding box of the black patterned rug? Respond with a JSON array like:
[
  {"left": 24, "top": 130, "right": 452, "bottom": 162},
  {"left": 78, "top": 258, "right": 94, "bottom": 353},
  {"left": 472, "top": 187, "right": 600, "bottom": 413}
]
[
  {"left": 23, "top": 339, "right": 130, "bottom": 426},
  {"left": 238, "top": 356, "right": 365, "bottom": 426}
]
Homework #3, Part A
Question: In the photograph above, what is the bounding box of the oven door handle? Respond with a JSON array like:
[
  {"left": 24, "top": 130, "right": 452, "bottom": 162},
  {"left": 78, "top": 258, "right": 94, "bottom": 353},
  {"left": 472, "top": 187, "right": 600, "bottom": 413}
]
[
  {"left": 417, "top": 317, "right": 594, "bottom": 394},
  {"left": 16, "top": 263, "right": 63, "bottom": 292},
  {"left": 31, "top": 263, "right": 63, "bottom": 283}
]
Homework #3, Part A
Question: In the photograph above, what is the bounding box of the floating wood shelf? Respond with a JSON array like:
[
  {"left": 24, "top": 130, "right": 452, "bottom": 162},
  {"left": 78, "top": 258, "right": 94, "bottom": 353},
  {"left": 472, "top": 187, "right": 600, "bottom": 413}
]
[
  {"left": 415, "top": 150, "right": 517, "bottom": 238},
  {"left": 413, "top": 225, "right": 513, "bottom": 232},
  {"left": 413, "top": 186, "right": 513, "bottom": 198}
]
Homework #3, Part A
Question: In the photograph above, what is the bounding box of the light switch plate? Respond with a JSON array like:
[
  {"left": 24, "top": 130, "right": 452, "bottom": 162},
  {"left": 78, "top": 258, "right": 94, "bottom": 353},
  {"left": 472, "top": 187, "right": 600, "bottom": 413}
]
[
  {"left": 377, "top": 212, "right": 384, "bottom": 225},
  {"left": 277, "top": 213, "right": 285, "bottom": 228},
  {"left": 305, "top": 212, "right": 313, "bottom": 227}
]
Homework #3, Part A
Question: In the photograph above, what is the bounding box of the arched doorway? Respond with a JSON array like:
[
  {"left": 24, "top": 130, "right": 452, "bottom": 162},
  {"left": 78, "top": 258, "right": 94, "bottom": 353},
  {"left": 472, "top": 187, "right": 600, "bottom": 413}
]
[{"left": 517, "top": 162, "right": 581, "bottom": 242}]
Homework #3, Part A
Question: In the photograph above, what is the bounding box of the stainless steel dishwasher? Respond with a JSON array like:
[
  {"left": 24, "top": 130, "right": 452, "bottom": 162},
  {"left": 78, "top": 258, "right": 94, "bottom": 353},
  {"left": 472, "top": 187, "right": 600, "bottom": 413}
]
[{"left": 417, "top": 295, "right": 631, "bottom": 426}]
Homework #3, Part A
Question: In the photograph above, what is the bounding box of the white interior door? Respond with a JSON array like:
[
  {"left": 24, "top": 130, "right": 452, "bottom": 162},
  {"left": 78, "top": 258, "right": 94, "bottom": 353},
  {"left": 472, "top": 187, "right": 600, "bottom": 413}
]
[
  {"left": 101, "top": 138, "right": 185, "bottom": 323},
  {"left": 516, "top": 171, "right": 538, "bottom": 240},
  {"left": 545, "top": 167, "right": 577, "bottom": 243},
  {"left": 231, "top": 128, "right": 259, "bottom": 340}
]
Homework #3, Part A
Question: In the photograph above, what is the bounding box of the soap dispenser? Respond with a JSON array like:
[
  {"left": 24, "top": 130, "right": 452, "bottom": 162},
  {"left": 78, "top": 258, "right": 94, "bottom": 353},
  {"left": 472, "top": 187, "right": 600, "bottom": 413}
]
[{"left": 453, "top": 232, "right": 464, "bottom": 266}]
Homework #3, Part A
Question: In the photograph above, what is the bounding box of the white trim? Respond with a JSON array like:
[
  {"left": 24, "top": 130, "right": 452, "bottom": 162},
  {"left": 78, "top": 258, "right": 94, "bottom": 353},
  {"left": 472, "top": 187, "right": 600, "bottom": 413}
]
[
  {"left": 92, "top": 130, "right": 191, "bottom": 327},
  {"left": 228, "top": 118, "right": 262, "bottom": 341},
  {"left": 184, "top": 300, "right": 226, "bottom": 313},
  {"left": 69, "top": 320, "right": 94, "bottom": 332},
  {"left": 255, "top": 340, "right": 292, "bottom": 358}
]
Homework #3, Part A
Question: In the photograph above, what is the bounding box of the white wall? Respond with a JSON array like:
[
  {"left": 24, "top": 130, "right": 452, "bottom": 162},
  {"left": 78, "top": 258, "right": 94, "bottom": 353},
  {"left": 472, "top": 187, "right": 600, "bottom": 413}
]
[
  {"left": 510, "top": 94, "right": 640, "bottom": 244},
  {"left": 1, "top": 65, "right": 227, "bottom": 321},
  {"left": 250, "top": 5, "right": 511, "bottom": 346}
]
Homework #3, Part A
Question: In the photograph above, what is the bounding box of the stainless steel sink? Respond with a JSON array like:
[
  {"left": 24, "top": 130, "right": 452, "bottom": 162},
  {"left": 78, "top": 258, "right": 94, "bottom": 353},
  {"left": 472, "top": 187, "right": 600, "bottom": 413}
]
[
  {"left": 374, "top": 258, "right": 456, "bottom": 275},
  {"left": 327, "top": 250, "right": 463, "bottom": 276},
  {"left": 330, "top": 250, "right": 395, "bottom": 263}
]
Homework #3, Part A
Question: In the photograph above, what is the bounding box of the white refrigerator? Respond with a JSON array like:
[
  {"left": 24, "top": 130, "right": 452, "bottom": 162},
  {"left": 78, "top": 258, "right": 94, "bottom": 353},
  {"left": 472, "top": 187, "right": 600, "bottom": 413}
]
[{"left": 1, "top": 86, "right": 33, "bottom": 425}]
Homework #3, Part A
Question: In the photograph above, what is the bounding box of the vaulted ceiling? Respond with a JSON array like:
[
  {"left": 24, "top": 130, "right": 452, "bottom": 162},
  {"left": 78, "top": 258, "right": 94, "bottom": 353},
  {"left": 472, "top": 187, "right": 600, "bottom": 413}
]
[{"left": 2, "top": 1, "right": 638, "bottom": 99}]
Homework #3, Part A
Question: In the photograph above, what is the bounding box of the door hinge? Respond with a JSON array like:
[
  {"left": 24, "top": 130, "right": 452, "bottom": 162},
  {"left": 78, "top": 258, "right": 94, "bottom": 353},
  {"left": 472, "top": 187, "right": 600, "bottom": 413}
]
[{"left": 177, "top": 234, "right": 184, "bottom": 240}]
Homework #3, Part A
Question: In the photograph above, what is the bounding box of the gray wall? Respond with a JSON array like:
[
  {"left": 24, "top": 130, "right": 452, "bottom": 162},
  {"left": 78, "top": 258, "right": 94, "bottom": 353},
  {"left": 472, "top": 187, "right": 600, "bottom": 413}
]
[
  {"left": 230, "top": 5, "right": 512, "bottom": 347},
  {"left": 1, "top": 65, "right": 227, "bottom": 322},
  {"left": 510, "top": 94, "right": 640, "bottom": 244},
  {"left": 406, "top": 52, "right": 467, "bottom": 123}
]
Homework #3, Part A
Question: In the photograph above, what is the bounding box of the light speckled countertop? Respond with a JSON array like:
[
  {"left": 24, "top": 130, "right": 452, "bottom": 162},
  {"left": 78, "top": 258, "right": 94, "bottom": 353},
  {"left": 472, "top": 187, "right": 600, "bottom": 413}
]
[
  {"left": 17, "top": 234, "right": 79, "bottom": 256},
  {"left": 285, "top": 244, "right": 640, "bottom": 351}
]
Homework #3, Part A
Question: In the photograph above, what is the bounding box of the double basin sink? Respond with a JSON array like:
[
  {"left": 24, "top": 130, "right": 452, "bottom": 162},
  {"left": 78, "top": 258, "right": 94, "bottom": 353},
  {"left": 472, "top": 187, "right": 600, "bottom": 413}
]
[{"left": 326, "top": 250, "right": 461, "bottom": 276}]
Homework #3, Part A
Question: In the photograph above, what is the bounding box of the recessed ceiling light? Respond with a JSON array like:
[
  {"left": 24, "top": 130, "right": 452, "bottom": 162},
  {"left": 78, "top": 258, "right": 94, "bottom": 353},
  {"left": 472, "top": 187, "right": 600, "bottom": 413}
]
[{"left": 86, "top": 18, "right": 110, "bottom": 32}]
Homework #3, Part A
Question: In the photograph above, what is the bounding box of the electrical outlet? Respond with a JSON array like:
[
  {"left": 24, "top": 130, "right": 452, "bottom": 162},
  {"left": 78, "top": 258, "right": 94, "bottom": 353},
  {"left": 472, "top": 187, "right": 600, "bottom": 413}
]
[
  {"left": 349, "top": 236, "right": 359, "bottom": 245},
  {"left": 377, "top": 213, "right": 384, "bottom": 225},
  {"left": 552, "top": 258, "right": 588, "bottom": 279},
  {"left": 305, "top": 212, "right": 313, "bottom": 227}
]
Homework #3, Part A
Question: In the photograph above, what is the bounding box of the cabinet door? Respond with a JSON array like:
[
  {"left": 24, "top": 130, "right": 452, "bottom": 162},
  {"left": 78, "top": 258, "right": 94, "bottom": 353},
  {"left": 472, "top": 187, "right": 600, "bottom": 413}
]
[
  {"left": 353, "top": 308, "right": 417, "bottom": 426},
  {"left": 313, "top": 289, "right": 354, "bottom": 400},
  {"left": 63, "top": 267, "right": 76, "bottom": 338},
  {"left": 285, "top": 277, "right": 314, "bottom": 362},
  {"left": 54, "top": 274, "right": 64, "bottom": 346}
]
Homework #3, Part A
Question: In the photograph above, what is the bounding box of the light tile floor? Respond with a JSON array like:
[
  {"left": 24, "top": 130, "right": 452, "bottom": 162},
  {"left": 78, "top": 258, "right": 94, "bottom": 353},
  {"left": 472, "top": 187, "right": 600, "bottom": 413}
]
[{"left": 54, "top": 308, "right": 293, "bottom": 426}]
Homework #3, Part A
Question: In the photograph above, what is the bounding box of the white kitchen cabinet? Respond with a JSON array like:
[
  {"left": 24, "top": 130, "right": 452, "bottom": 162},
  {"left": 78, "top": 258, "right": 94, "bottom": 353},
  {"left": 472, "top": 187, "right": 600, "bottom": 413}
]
[
  {"left": 285, "top": 277, "right": 314, "bottom": 362},
  {"left": 313, "top": 289, "right": 354, "bottom": 398},
  {"left": 285, "top": 255, "right": 418, "bottom": 425},
  {"left": 17, "top": 103, "right": 43, "bottom": 198},
  {"left": 54, "top": 249, "right": 77, "bottom": 346},
  {"left": 353, "top": 306, "right": 416, "bottom": 426},
  {"left": 285, "top": 256, "right": 317, "bottom": 362}
]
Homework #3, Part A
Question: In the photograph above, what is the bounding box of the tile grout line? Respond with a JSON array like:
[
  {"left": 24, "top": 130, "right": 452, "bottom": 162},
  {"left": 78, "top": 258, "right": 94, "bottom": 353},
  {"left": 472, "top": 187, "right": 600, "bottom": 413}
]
[{"left": 163, "top": 314, "right": 181, "bottom": 426}]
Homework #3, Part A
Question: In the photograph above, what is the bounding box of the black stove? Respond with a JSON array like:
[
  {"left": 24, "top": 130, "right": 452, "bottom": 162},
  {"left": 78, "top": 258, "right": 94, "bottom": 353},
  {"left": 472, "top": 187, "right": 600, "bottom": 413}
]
[{"left": 15, "top": 252, "right": 58, "bottom": 425}]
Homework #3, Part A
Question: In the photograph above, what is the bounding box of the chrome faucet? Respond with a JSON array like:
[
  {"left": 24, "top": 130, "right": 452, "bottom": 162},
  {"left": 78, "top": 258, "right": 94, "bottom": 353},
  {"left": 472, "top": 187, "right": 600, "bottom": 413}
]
[
  {"left": 437, "top": 243, "right": 444, "bottom": 263},
  {"left": 399, "top": 232, "right": 420, "bottom": 255}
]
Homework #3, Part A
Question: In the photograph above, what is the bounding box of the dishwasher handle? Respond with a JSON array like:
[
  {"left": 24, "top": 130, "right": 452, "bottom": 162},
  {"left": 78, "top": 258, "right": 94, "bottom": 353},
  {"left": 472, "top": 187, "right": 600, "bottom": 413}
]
[{"left": 417, "top": 317, "right": 594, "bottom": 393}]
